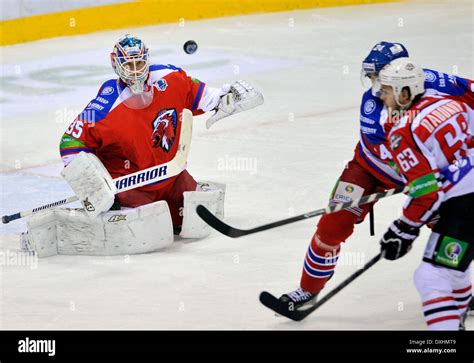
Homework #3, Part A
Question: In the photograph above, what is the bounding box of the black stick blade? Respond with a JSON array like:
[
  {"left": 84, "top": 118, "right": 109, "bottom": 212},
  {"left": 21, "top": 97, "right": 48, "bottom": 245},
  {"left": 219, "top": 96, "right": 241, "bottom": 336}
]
[
  {"left": 196, "top": 204, "right": 314, "bottom": 238},
  {"left": 259, "top": 254, "right": 382, "bottom": 322},
  {"left": 259, "top": 291, "right": 307, "bottom": 321},
  {"left": 196, "top": 205, "right": 247, "bottom": 238},
  {"left": 196, "top": 187, "right": 406, "bottom": 239}
]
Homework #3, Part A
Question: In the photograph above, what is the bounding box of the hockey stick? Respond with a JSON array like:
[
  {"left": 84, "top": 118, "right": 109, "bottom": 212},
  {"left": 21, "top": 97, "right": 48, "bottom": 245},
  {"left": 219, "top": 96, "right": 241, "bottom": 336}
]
[
  {"left": 196, "top": 186, "right": 408, "bottom": 238},
  {"left": 2, "top": 109, "right": 193, "bottom": 224},
  {"left": 259, "top": 253, "right": 382, "bottom": 321}
]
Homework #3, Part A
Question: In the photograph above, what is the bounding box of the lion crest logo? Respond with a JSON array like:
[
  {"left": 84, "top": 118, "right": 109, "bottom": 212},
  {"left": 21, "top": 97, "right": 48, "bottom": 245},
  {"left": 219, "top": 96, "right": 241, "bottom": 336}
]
[{"left": 151, "top": 108, "right": 177, "bottom": 151}]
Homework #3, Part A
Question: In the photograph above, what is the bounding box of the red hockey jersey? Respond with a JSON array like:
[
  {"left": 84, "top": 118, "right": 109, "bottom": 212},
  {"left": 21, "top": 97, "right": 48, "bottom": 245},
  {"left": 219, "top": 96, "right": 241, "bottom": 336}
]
[{"left": 59, "top": 64, "right": 207, "bottom": 191}]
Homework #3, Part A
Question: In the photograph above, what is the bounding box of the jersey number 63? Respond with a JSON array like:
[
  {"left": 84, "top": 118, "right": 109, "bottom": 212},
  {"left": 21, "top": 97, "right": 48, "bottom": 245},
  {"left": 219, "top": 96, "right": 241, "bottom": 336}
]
[{"left": 396, "top": 147, "right": 420, "bottom": 172}]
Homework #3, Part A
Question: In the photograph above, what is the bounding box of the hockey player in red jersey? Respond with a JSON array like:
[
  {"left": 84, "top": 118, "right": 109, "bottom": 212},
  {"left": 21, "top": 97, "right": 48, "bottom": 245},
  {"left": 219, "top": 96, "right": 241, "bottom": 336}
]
[
  {"left": 24, "top": 34, "right": 263, "bottom": 257},
  {"left": 275, "top": 42, "right": 474, "bottom": 314},
  {"left": 377, "top": 58, "right": 473, "bottom": 330}
]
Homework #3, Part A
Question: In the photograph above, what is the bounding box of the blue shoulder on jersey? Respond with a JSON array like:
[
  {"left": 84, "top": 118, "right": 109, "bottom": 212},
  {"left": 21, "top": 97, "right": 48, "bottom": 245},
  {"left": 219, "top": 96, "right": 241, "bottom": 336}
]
[
  {"left": 423, "top": 68, "right": 470, "bottom": 97},
  {"left": 359, "top": 90, "right": 386, "bottom": 146},
  {"left": 149, "top": 64, "right": 182, "bottom": 72},
  {"left": 77, "top": 79, "right": 121, "bottom": 123},
  {"left": 359, "top": 69, "right": 472, "bottom": 147}
]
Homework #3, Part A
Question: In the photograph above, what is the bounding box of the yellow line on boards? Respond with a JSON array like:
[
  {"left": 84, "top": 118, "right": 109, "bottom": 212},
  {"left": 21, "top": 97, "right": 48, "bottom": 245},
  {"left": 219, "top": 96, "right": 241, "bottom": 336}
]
[{"left": 0, "top": 0, "right": 398, "bottom": 46}]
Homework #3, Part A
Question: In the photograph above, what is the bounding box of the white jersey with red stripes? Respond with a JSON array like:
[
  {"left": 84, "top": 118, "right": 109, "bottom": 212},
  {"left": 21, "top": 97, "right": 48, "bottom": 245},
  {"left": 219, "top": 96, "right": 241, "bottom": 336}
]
[
  {"left": 356, "top": 70, "right": 474, "bottom": 187},
  {"left": 388, "top": 95, "right": 474, "bottom": 227}
]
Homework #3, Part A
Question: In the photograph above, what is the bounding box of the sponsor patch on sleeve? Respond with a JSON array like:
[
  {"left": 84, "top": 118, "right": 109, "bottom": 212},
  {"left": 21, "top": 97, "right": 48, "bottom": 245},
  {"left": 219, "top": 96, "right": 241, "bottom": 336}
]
[{"left": 408, "top": 173, "right": 439, "bottom": 198}]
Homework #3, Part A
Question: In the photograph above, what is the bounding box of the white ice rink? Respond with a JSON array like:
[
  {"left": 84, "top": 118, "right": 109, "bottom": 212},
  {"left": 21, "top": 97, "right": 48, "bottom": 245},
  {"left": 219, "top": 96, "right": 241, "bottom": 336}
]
[{"left": 1, "top": 0, "right": 473, "bottom": 329}]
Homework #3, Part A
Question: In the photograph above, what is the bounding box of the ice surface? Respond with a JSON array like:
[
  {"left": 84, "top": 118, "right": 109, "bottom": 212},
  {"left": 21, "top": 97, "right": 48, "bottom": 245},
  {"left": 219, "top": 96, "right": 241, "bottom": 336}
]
[{"left": 0, "top": 0, "right": 472, "bottom": 329}]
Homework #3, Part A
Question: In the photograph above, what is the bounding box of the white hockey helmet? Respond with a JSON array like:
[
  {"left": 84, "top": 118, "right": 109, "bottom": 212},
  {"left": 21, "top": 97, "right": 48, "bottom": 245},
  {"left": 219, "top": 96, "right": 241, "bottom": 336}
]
[
  {"left": 378, "top": 58, "right": 425, "bottom": 107},
  {"left": 110, "top": 34, "right": 150, "bottom": 95}
]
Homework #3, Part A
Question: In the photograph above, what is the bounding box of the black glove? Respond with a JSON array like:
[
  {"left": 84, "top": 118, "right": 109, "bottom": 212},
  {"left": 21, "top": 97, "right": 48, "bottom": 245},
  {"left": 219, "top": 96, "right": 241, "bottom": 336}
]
[{"left": 380, "top": 219, "right": 420, "bottom": 260}]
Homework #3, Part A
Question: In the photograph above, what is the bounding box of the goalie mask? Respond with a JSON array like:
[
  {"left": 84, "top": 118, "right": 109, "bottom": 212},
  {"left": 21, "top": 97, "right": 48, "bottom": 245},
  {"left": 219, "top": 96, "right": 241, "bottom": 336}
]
[{"left": 111, "top": 34, "right": 153, "bottom": 109}]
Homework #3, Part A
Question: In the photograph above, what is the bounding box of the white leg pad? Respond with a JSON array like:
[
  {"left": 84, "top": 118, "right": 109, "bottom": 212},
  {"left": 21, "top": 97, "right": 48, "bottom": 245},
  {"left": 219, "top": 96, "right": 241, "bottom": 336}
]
[
  {"left": 26, "top": 200, "right": 173, "bottom": 257},
  {"left": 179, "top": 187, "right": 224, "bottom": 239},
  {"left": 25, "top": 210, "right": 58, "bottom": 257}
]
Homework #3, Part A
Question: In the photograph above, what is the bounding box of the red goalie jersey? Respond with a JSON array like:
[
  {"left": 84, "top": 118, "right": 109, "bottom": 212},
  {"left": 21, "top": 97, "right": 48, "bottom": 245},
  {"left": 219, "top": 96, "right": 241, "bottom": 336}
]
[
  {"left": 59, "top": 64, "right": 207, "bottom": 191},
  {"left": 388, "top": 95, "right": 474, "bottom": 227}
]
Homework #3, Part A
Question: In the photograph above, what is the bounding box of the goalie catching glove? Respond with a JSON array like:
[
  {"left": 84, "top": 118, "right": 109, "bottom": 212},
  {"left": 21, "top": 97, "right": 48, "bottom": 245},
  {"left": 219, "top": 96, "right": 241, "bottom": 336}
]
[
  {"left": 380, "top": 219, "right": 420, "bottom": 260},
  {"left": 61, "top": 152, "right": 116, "bottom": 218},
  {"left": 205, "top": 80, "right": 264, "bottom": 129}
]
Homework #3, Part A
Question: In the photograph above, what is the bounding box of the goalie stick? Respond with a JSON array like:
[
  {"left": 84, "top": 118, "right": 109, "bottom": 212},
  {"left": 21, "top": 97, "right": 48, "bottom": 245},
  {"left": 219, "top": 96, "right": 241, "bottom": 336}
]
[
  {"left": 196, "top": 186, "right": 408, "bottom": 238},
  {"left": 259, "top": 253, "right": 382, "bottom": 321},
  {"left": 2, "top": 109, "right": 193, "bottom": 224}
]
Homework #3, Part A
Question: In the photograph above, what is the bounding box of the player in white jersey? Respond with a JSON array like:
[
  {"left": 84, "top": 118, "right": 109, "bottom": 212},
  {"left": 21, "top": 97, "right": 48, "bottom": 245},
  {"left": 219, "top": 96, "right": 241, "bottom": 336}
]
[{"left": 378, "top": 58, "right": 474, "bottom": 330}]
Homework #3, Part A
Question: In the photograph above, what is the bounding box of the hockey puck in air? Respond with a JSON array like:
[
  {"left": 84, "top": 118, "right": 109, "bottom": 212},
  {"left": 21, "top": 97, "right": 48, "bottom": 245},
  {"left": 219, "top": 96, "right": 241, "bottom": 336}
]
[{"left": 183, "top": 40, "right": 198, "bottom": 54}]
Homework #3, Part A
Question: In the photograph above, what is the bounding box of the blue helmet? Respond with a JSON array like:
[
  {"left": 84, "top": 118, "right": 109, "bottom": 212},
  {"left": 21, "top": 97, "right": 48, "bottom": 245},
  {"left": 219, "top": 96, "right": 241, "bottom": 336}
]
[
  {"left": 362, "top": 41, "right": 409, "bottom": 76},
  {"left": 361, "top": 41, "right": 409, "bottom": 96}
]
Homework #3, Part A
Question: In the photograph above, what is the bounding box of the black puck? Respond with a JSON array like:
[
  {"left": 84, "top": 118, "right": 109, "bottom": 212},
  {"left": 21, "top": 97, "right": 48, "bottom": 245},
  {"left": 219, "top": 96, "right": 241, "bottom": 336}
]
[{"left": 183, "top": 40, "right": 198, "bottom": 54}]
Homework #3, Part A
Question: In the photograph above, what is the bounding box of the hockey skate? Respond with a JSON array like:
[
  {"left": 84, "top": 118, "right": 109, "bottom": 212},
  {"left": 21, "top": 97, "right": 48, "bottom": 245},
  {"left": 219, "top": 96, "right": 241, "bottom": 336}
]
[
  {"left": 459, "top": 295, "right": 474, "bottom": 331},
  {"left": 259, "top": 287, "right": 321, "bottom": 321},
  {"left": 277, "top": 287, "right": 319, "bottom": 314}
]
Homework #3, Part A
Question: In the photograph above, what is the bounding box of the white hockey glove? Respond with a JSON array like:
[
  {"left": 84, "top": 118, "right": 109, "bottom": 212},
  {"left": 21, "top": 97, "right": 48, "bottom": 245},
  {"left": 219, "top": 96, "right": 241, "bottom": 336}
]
[
  {"left": 61, "top": 152, "right": 117, "bottom": 218},
  {"left": 206, "top": 80, "right": 264, "bottom": 129}
]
